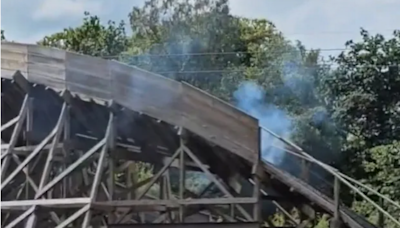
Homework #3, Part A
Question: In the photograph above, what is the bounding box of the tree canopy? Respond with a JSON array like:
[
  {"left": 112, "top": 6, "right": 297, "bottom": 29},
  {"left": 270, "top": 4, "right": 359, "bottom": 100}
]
[{"left": 38, "top": 12, "right": 129, "bottom": 57}]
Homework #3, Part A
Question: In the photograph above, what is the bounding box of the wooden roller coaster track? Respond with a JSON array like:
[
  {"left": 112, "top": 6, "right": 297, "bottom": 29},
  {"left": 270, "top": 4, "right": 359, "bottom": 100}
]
[{"left": 1, "top": 42, "right": 399, "bottom": 228}]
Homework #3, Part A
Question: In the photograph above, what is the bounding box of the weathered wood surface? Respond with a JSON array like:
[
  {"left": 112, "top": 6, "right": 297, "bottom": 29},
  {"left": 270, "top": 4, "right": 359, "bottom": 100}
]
[{"left": 1, "top": 42, "right": 259, "bottom": 162}]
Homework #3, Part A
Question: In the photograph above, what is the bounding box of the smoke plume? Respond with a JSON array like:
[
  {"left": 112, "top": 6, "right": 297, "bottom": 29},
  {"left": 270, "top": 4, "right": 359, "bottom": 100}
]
[{"left": 234, "top": 81, "right": 292, "bottom": 166}]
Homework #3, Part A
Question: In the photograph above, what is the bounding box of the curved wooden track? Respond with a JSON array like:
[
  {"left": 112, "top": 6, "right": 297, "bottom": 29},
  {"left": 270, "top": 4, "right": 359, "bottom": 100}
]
[
  {"left": 1, "top": 42, "right": 259, "bottom": 162},
  {"left": 1, "top": 42, "right": 381, "bottom": 228}
]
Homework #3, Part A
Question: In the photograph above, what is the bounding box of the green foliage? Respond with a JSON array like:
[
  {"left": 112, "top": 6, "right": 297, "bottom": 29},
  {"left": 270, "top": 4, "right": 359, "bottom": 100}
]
[
  {"left": 324, "top": 29, "right": 400, "bottom": 226},
  {"left": 325, "top": 30, "right": 400, "bottom": 182},
  {"left": 266, "top": 210, "right": 331, "bottom": 228},
  {"left": 350, "top": 142, "right": 400, "bottom": 227},
  {"left": 124, "top": 0, "right": 236, "bottom": 91},
  {"left": 325, "top": 30, "right": 400, "bottom": 171},
  {"left": 39, "top": 12, "right": 129, "bottom": 57},
  {"left": 1, "top": 30, "right": 5, "bottom": 40},
  {"left": 314, "top": 214, "right": 330, "bottom": 228}
]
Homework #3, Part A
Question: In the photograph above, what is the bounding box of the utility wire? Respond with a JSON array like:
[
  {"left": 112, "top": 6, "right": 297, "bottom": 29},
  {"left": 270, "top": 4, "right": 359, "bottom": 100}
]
[
  {"left": 118, "top": 48, "right": 347, "bottom": 57},
  {"left": 102, "top": 48, "right": 348, "bottom": 59},
  {"left": 282, "top": 28, "right": 397, "bottom": 36},
  {"left": 102, "top": 47, "right": 399, "bottom": 59},
  {"left": 139, "top": 64, "right": 400, "bottom": 75}
]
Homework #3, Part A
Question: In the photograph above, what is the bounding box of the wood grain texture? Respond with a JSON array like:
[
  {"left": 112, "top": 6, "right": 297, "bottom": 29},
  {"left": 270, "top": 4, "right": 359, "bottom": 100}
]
[
  {"left": 65, "top": 51, "right": 112, "bottom": 99},
  {"left": 110, "top": 61, "right": 183, "bottom": 125},
  {"left": 180, "top": 82, "right": 258, "bottom": 161},
  {"left": 27, "top": 45, "right": 66, "bottom": 89},
  {"left": 1, "top": 42, "right": 28, "bottom": 79},
  {"left": 1, "top": 41, "right": 260, "bottom": 162}
]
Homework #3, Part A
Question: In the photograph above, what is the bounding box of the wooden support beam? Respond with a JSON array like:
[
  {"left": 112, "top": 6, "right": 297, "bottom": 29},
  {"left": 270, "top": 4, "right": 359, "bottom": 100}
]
[
  {"left": 13, "top": 70, "right": 31, "bottom": 94},
  {"left": 252, "top": 127, "right": 262, "bottom": 223},
  {"left": 1, "top": 118, "right": 59, "bottom": 190},
  {"left": 115, "top": 147, "right": 182, "bottom": 223},
  {"left": 82, "top": 113, "right": 115, "bottom": 227},
  {"left": 55, "top": 204, "right": 90, "bottom": 228},
  {"left": 94, "top": 198, "right": 258, "bottom": 207},
  {"left": 1, "top": 198, "right": 91, "bottom": 211},
  {"left": 330, "top": 176, "right": 342, "bottom": 228},
  {"left": 300, "top": 159, "right": 310, "bottom": 182},
  {"left": 3, "top": 206, "right": 36, "bottom": 228},
  {"left": 1, "top": 95, "right": 29, "bottom": 180},
  {"left": 377, "top": 198, "right": 384, "bottom": 227},
  {"left": 3, "top": 137, "right": 106, "bottom": 228},
  {"left": 1, "top": 116, "right": 19, "bottom": 132},
  {"left": 5, "top": 103, "right": 68, "bottom": 228},
  {"left": 37, "top": 138, "right": 105, "bottom": 197},
  {"left": 182, "top": 143, "right": 253, "bottom": 221},
  {"left": 179, "top": 136, "right": 186, "bottom": 222}
]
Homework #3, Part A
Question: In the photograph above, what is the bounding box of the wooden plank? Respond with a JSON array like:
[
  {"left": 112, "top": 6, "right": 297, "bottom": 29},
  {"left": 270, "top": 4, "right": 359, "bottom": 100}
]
[
  {"left": 1, "top": 42, "right": 28, "bottom": 79},
  {"left": 27, "top": 45, "right": 66, "bottom": 89},
  {"left": 65, "top": 51, "right": 112, "bottom": 99},
  {"left": 110, "top": 61, "right": 183, "bottom": 124},
  {"left": 94, "top": 197, "right": 257, "bottom": 207},
  {"left": 181, "top": 83, "right": 259, "bottom": 162},
  {"left": 1, "top": 198, "right": 91, "bottom": 211}
]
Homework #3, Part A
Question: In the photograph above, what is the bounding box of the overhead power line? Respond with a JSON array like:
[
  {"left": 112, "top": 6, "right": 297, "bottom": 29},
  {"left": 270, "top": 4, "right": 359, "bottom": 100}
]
[
  {"left": 281, "top": 28, "right": 397, "bottom": 36},
  {"left": 105, "top": 49, "right": 396, "bottom": 59},
  {"left": 153, "top": 67, "right": 398, "bottom": 74},
  {"left": 122, "top": 63, "right": 399, "bottom": 75},
  {"left": 102, "top": 48, "right": 352, "bottom": 59},
  {"left": 118, "top": 48, "right": 347, "bottom": 57}
]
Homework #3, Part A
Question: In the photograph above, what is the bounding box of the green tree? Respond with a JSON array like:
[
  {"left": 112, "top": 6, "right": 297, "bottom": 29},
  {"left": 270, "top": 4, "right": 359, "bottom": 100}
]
[
  {"left": 39, "top": 12, "right": 129, "bottom": 57},
  {"left": 324, "top": 29, "right": 400, "bottom": 176},
  {"left": 351, "top": 141, "right": 400, "bottom": 227},
  {"left": 122, "top": 0, "right": 286, "bottom": 96},
  {"left": 323, "top": 29, "right": 400, "bottom": 226},
  {"left": 1, "top": 30, "right": 5, "bottom": 40}
]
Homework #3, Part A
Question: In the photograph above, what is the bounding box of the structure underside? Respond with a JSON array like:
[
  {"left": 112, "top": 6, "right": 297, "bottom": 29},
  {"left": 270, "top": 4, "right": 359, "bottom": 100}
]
[
  {"left": 1, "top": 71, "right": 328, "bottom": 228},
  {"left": 1, "top": 74, "right": 260, "bottom": 227}
]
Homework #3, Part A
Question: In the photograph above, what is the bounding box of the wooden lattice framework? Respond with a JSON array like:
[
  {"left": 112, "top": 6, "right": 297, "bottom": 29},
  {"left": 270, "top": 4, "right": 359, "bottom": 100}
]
[{"left": 1, "top": 72, "right": 264, "bottom": 228}]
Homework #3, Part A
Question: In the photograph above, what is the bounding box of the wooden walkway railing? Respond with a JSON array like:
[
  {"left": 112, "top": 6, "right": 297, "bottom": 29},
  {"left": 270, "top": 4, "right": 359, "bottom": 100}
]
[{"left": 260, "top": 126, "right": 400, "bottom": 227}]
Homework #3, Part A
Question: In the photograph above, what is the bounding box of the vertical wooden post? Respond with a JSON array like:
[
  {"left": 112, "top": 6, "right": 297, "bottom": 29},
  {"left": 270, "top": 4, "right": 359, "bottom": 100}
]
[
  {"left": 62, "top": 105, "right": 70, "bottom": 222},
  {"left": 25, "top": 98, "right": 34, "bottom": 200},
  {"left": 252, "top": 127, "right": 262, "bottom": 222},
  {"left": 179, "top": 128, "right": 186, "bottom": 223},
  {"left": 25, "top": 98, "right": 34, "bottom": 145},
  {"left": 230, "top": 204, "right": 235, "bottom": 219},
  {"left": 301, "top": 159, "right": 310, "bottom": 182},
  {"left": 331, "top": 176, "right": 342, "bottom": 228},
  {"left": 377, "top": 198, "right": 384, "bottom": 227},
  {"left": 127, "top": 162, "right": 138, "bottom": 222},
  {"left": 108, "top": 114, "right": 117, "bottom": 223},
  {"left": 164, "top": 171, "right": 174, "bottom": 222},
  {"left": 108, "top": 115, "right": 116, "bottom": 200},
  {"left": 159, "top": 172, "right": 166, "bottom": 223}
]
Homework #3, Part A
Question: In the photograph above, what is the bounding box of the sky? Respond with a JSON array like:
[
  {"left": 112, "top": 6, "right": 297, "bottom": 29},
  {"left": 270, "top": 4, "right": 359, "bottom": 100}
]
[{"left": 2, "top": 0, "right": 399, "bottom": 58}]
